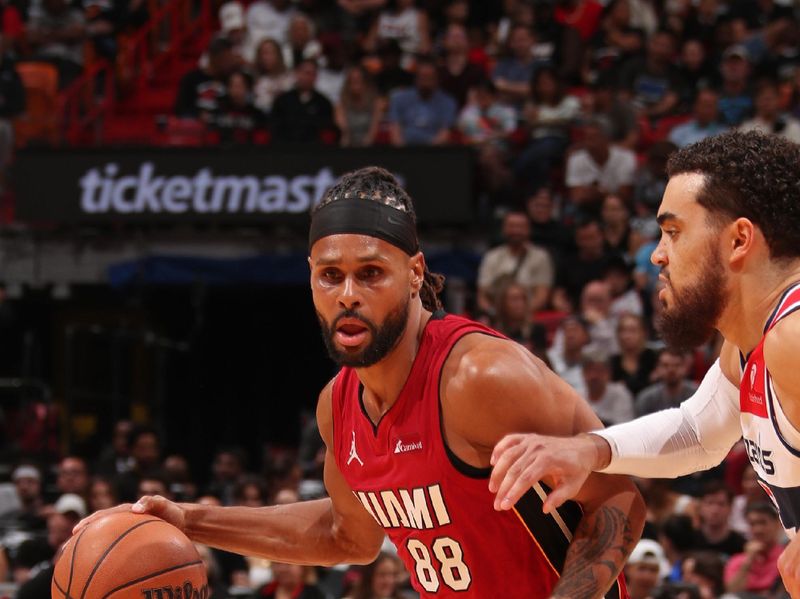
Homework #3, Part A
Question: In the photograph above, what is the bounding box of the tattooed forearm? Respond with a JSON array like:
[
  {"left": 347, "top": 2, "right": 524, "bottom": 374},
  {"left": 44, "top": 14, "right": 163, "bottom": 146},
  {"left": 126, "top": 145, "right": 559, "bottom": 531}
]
[{"left": 550, "top": 506, "right": 635, "bottom": 599}]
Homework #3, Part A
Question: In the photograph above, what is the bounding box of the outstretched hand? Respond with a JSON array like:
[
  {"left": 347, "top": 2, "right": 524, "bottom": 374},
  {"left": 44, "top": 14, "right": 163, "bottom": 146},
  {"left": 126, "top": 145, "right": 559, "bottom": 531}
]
[
  {"left": 73, "top": 495, "right": 187, "bottom": 536},
  {"left": 489, "top": 433, "right": 610, "bottom": 513}
]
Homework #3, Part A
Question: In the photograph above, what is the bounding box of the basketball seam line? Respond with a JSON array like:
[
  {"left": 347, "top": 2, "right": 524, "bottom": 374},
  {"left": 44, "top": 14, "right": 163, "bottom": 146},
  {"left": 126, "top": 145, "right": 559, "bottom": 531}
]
[
  {"left": 67, "top": 526, "right": 89, "bottom": 598},
  {"left": 53, "top": 572, "right": 74, "bottom": 599},
  {"left": 100, "top": 560, "right": 204, "bottom": 599},
  {"left": 79, "top": 518, "right": 161, "bottom": 599}
]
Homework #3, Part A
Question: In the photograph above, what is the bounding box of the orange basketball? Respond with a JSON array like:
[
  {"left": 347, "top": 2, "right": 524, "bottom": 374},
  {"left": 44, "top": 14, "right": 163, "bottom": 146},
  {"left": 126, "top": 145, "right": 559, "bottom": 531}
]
[{"left": 52, "top": 512, "right": 208, "bottom": 599}]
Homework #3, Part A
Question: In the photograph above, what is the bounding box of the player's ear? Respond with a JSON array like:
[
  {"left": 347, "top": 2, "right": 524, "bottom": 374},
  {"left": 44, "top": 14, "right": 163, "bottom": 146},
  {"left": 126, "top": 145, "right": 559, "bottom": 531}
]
[
  {"left": 409, "top": 252, "right": 425, "bottom": 295},
  {"left": 728, "top": 217, "right": 756, "bottom": 266}
]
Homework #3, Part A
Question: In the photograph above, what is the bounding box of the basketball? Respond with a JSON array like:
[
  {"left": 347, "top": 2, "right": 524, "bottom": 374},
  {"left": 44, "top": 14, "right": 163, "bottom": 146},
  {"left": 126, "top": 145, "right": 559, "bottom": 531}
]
[{"left": 51, "top": 512, "right": 208, "bottom": 599}]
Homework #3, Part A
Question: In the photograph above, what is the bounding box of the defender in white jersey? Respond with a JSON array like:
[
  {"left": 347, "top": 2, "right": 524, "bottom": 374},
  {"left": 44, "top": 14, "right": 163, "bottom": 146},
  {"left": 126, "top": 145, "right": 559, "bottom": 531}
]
[{"left": 488, "top": 131, "right": 800, "bottom": 596}]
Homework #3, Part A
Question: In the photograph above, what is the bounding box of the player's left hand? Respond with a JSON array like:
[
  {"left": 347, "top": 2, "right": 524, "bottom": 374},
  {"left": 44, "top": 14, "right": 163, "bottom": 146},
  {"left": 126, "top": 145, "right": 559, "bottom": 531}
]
[{"left": 778, "top": 533, "right": 800, "bottom": 598}]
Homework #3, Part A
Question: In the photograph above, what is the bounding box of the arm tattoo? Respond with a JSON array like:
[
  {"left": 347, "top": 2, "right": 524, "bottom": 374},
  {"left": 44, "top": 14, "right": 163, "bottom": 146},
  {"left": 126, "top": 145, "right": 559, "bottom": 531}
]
[{"left": 550, "top": 506, "right": 635, "bottom": 599}]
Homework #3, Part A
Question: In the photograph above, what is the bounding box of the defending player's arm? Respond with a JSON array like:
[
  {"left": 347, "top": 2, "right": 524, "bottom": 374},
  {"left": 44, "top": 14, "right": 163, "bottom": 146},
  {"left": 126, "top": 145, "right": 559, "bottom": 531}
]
[
  {"left": 74, "top": 381, "right": 385, "bottom": 567},
  {"left": 444, "top": 337, "right": 646, "bottom": 599},
  {"left": 490, "top": 340, "right": 742, "bottom": 513}
]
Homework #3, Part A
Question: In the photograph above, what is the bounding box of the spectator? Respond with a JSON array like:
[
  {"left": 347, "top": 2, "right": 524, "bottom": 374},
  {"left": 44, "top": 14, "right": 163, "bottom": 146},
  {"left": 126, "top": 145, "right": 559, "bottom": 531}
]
[
  {"left": 16, "top": 502, "right": 81, "bottom": 599},
  {"left": 281, "top": 13, "right": 321, "bottom": 70},
  {"left": 606, "top": 259, "right": 643, "bottom": 319},
  {"left": 365, "top": 0, "right": 430, "bottom": 67},
  {"left": 246, "top": 0, "right": 292, "bottom": 47},
  {"left": 25, "top": 0, "right": 87, "bottom": 88},
  {"left": 476, "top": 211, "right": 553, "bottom": 315},
  {"left": 581, "top": 73, "right": 638, "bottom": 149},
  {"left": 588, "top": 0, "right": 645, "bottom": 76},
  {"left": 554, "top": 218, "right": 612, "bottom": 310},
  {"left": 438, "top": 23, "right": 484, "bottom": 108},
  {"left": 694, "top": 480, "right": 746, "bottom": 557},
  {"left": 611, "top": 313, "right": 658, "bottom": 396},
  {"left": 668, "top": 88, "right": 728, "bottom": 148},
  {"left": 335, "top": 66, "right": 381, "bottom": 147},
  {"left": 681, "top": 551, "right": 733, "bottom": 599},
  {"left": 600, "top": 194, "right": 632, "bottom": 258},
  {"left": 55, "top": 456, "right": 89, "bottom": 500},
  {"left": 514, "top": 65, "right": 581, "bottom": 192},
  {"left": 716, "top": 44, "right": 754, "bottom": 126},
  {"left": 87, "top": 476, "right": 117, "bottom": 513},
  {"left": 632, "top": 140, "right": 676, "bottom": 218},
  {"left": 205, "top": 446, "right": 246, "bottom": 506},
  {"left": 492, "top": 24, "right": 538, "bottom": 106},
  {"left": 175, "top": 35, "right": 235, "bottom": 120},
  {"left": 739, "top": 78, "right": 800, "bottom": 143},
  {"left": 4, "top": 464, "right": 45, "bottom": 533},
  {"left": 219, "top": 1, "right": 250, "bottom": 66},
  {"left": 635, "top": 348, "right": 699, "bottom": 416},
  {"left": 95, "top": 419, "right": 133, "bottom": 478},
  {"left": 658, "top": 513, "right": 700, "bottom": 581},
  {"left": 252, "top": 38, "right": 293, "bottom": 115},
  {"left": 213, "top": 70, "right": 265, "bottom": 144},
  {"left": 576, "top": 279, "right": 619, "bottom": 352},
  {"left": 254, "top": 562, "right": 326, "bottom": 599},
  {"left": 163, "top": 454, "right": 198, "bottom": 502},
  {"left": 554, "top": 0, "right": 603, "bottom": 43},
  {"left": 315, "top": 40, "right": 346, "bottom": 106},
  {"left": 491, "top": 280, "right": 548, "bottom": 359},
  {"left": 524, "top": 186, "right": 572, "bottom": 258},
  {"left": 387, "top": 57, "right": 457, "bottom": 145},
  {"left": 625, "top": 539, "right": 670, "bottom": 599},
  {"left": 677, "top": 38, "right": 716, "bottom": 108},
  {"left": 344, "top": 552, "right": 409, "bottom": 599},
  {"left": 565, "top": 117, "right": 636, "bottom": 212},
  {"left": 547, "top": 315, "right": 591, "bottom": 397},
  {"left": 457, "top": 79, "right": 517, "bottom": 145},
  {"left": 374, "top": 39, "right": 413, "bottom": 96},
  {"left": 580, "top": 346, "right": 634, "bottom": 426},
  {"left": 114, "top": 424, "right": 161, "bottom": 502},
  {"left": 618, "top": 29, "right": 683, "bottom": 122},
  {"left": 233, "top": 475, "right": 268, "bottom": 508},
  {"left": 271, "top": 59, "right": 335, "bottom": 144},
  {"left": 724, "top": 502, "right": 784, "bottom": 595},
  {"left": 82, "top": 0, "right": 121, "bottom": 63},
  {"left": 730, "top": 465, "right": 767, "bottom": 538},
  {"left": 137, "top": 474, "right": 171, "bottom": 500},
  {"left": 530, "top": 1, "right": 583, "bottom": 85}
]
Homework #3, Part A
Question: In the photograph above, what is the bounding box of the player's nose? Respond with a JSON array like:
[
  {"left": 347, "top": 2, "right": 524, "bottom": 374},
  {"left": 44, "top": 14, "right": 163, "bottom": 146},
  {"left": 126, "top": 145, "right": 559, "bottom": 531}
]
[
  {"left": 650, "top": 240, "right": 667, "bottom": 267},
  {"left": 337, "top": 276, "right": 361, "bottom": 309}
]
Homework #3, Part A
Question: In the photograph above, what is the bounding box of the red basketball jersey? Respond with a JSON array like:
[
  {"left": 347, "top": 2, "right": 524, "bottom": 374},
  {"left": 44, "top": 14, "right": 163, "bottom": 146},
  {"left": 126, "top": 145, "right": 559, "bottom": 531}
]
[{"left": 331, "top": 312, "right": 628, "bottom": 598}]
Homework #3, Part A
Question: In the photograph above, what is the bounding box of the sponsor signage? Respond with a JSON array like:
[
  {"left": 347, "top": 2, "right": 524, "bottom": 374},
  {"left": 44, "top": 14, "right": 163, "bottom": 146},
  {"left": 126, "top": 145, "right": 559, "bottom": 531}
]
[{"left": 13, "top": 146, "right": 474, "bottom": 224}]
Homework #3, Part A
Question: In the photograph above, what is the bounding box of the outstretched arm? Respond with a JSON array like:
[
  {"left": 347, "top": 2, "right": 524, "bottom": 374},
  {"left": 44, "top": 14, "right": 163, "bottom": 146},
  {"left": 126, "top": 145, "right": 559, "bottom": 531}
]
[
  {"left": 490, "top": 342, "right": 742, "bottom": 514},
  {"left": 76, "top": 382, "right": 385, "bottom": 567},
  {"left": 444, "top": 337, "right": 645, "bottom": 599}
]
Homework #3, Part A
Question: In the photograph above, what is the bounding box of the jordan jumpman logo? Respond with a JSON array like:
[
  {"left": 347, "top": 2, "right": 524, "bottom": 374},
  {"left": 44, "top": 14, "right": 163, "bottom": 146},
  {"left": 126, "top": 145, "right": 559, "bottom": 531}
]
[{"left": 347, "top": 431, "right": 364, "bottom": 466}]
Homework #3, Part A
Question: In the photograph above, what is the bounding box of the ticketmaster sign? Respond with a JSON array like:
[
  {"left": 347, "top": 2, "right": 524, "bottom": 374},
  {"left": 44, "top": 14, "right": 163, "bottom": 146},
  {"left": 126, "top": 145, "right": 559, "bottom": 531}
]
[{"left": 13, "top": 146, "right": 474, "bottom": 224}]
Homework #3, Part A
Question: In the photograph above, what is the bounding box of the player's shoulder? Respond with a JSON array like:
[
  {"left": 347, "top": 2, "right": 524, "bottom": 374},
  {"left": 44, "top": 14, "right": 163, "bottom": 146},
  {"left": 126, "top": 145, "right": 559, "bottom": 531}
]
[
  {"left": 764, "top": 310, "right": 800, "bottom": 389},
  {"left": 442, "top": 332, "right": 544, "bottom": 396}
]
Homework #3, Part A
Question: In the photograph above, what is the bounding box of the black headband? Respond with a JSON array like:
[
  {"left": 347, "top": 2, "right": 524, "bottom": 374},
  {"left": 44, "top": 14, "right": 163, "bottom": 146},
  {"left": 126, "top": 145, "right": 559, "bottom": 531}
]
[{"left": 309, "top": 199, "right": 419, "bottom": 256}]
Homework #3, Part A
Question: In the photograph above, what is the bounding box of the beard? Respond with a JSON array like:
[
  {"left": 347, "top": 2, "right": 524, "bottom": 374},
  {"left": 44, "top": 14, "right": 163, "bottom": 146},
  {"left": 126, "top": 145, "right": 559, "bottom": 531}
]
[
  {"left": 656, "top": 242, "right": 728, "bottom": 350},
  {"left": 317, "top": 298, "right": 410, "bottom": 368}
]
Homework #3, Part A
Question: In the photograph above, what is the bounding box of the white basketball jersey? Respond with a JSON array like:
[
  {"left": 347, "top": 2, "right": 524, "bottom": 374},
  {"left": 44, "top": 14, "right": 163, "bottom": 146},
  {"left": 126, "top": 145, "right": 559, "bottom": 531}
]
[{"left": 739, "top": 282, "right": 800, "bottom": 537}]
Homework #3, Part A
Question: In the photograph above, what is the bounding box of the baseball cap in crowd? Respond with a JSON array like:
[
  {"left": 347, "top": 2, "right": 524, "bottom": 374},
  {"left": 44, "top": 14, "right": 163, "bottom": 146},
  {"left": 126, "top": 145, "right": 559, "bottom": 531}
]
[
  {"left": 723, "top": 44, "right": 750, "bottom": 62},
  {"left": 628, "top": 539, "right": 671, "bottom": 578},
  {"left": 12, "top": 465, "right": 41, "bottom": 482},
  {"left": 219, "top": 1, "right": 245, "bottom": 33},
  {"left": 54, "top": 493, "right": 88, "bottom": 518}
]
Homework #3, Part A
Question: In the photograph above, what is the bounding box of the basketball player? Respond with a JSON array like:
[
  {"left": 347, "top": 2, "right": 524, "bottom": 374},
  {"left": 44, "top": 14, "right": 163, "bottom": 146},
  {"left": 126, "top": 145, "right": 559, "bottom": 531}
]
[
  {"left": 489, "top": 131, "right": 800, "bottom": 595},
  {"left": 77, "top": 167, "right": 645, "bottom": 598}
]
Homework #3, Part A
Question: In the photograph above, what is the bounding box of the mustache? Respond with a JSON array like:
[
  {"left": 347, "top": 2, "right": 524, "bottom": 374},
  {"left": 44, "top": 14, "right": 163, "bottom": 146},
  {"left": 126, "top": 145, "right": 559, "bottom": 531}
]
[{"left": 331, "top": 309, "right": 377, "bottom": 332}]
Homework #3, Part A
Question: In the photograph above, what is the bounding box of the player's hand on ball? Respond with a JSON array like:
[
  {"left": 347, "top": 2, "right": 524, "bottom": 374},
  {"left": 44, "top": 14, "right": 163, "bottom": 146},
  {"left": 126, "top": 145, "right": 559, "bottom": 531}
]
[
  {"left": 489, "top": 433, "right": 602, "bottom": 513},
  {"left": 73, "top": 496, "right": 186, "bottom": 536}
]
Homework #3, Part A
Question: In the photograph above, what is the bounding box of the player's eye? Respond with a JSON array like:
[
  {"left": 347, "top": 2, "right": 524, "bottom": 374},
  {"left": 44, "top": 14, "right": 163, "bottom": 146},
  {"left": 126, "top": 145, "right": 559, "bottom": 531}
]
[
  {"left": 360, "top": 267, "right": 383, "bottom": 280},
  {"left": 321, "top": 269, "right": 342, "bottom": 282}
]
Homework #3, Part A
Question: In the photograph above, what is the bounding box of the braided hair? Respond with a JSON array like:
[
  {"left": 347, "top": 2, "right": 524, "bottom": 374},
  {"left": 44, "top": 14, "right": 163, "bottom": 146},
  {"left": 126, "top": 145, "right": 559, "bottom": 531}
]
[{"left": 313, "top": 167, "right": 445, "bottom": 311}]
